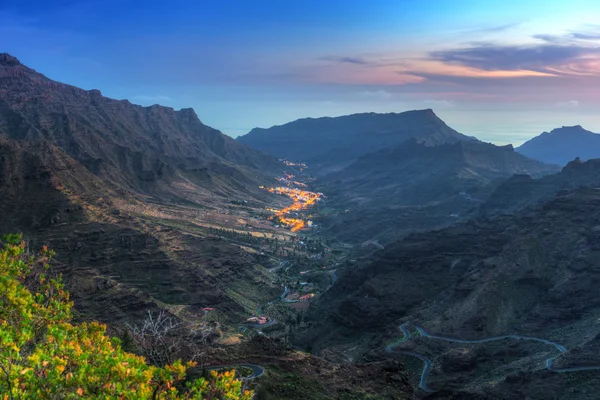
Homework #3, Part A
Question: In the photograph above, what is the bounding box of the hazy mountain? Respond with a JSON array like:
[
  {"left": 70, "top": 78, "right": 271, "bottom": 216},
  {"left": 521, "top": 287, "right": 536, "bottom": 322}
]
[
  {"left": 517, "top": 125, "right": 600, "bottom": 166},
  {"left": 314, "top": 139, "right": 559, "bottom": 245},
  {"left": 480, "top": 157, "right": 600, "bottom": 216},
  {"left": 238, "top": 109, "right": 473, "bottom": 174}
]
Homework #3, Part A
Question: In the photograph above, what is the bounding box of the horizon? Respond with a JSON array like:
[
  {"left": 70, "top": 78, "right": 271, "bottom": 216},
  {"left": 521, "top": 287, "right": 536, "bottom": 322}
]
[{"left": 3, "top": 0, "right": 600, "bottom": 144}]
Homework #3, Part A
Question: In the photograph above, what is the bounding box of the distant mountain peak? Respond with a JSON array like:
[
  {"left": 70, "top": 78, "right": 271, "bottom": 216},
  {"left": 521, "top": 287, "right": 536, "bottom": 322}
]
[
  {"left": 517, "top": 125, "right": 600, "bottom": 166},
  {"left": 551, "top": 125, "right": 587, "bottom": 133},
  {"left": 238, "top": 109, "right": 472, "bottom": 171},
  {"left": 0, "top": 53, "right": 21, "bottom": 66}
]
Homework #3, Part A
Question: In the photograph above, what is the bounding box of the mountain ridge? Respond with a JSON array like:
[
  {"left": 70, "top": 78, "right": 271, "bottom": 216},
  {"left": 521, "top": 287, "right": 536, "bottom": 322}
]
[
  {"left": 237, "top": 109, "right": 474, "bottom": 174},
  {"left": 314, "top": 138, "right": 559, "bottom": 245},
  {"left": 0, "top": 52, "right": 281, "bottom": 202},
  {"left": 479, "top": 156, "right": 600, "bottom": 216},
  {"left": 0, "top": 53, "right": 284, "bottom": 334},
  {"left": 298, "top": 184, "right": 600, "bottom": 398}
]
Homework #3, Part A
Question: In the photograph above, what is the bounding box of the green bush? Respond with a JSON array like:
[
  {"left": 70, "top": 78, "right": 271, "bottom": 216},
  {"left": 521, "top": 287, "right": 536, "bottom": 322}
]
[{"left": 0, "top": 234, "right": 252, "bottom": 400}]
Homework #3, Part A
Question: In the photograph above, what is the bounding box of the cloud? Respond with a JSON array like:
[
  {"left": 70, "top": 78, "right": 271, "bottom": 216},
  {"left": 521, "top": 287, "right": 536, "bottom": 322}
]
[
  {"left": 532, "top": 34, "right": 563, "bottom": 43},
  {"left": 472, "top": 23, "right": 521, "bottom": 34},
  {"left": 319, "top": 56, "right": 369, "bottom": 65},
  {"left": 555, "top": 100, "right": 580, "bottom": 108},
  {"left": 428, "top": 43, "right": 600, "bottom": 75},
  {"left": 571, "top": 32, "right": 600, "bottom": 40},
  {"left": 535, "top": 30, "right": 600, "bottom": 43},
  {"left": 358, "top": 90, "right": 394, "bottom": 99}
]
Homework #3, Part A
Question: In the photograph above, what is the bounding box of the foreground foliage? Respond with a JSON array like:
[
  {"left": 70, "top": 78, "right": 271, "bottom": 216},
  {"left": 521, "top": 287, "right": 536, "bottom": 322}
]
[{"left": 0, "top": 234, "right": 252, "bottom": 399}]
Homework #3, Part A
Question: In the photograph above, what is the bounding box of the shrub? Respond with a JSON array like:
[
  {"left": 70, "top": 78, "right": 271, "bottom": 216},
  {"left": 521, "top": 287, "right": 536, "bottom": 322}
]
[{"left": 0, "top": 234, "right": 252, "bottom": 400}]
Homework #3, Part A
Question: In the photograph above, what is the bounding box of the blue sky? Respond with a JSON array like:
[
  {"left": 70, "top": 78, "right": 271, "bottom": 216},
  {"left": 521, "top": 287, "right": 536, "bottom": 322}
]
[{"left": 2, "top": 0, "right": 600, "bottom": 144}]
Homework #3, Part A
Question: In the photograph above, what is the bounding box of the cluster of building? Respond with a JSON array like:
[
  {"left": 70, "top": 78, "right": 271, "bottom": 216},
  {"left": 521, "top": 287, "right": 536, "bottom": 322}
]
[
  {"left": 246, "top": 316, "right": 270, "bottom": 325},
  {"left": 281, "top": 160, "right": 308, "bottom": 169},
  {"left": 275, "top": 174, "right": 307, "bottom": 188},
  {"left": 260, "top": 184, "right": 323, "bottom": 232}
]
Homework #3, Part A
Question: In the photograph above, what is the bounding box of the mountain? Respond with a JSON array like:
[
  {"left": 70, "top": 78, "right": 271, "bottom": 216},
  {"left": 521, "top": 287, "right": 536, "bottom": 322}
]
[
  {"left": 517, "top": 125, "right": 600, "bottom": 166},
  {"left": 0, "top": 53, "right": 285, "bottom": 329},
  {"left": 0, "top": 54, "right": 417, "bottom": 399},
  {"left": 480, "top": 157, "right": 600, "bottom": 216},
  {"left": 314, "top": 139, "right": 559, "bottom": 245},
  {"left": 237, "top": 109, "right": 473, "bottom": 174},
  {"left": 298, "top": 186, "right": 600, "bottom": 398},
  {"left": 0, "top": 53, "right": 281, "bottom": 202}
]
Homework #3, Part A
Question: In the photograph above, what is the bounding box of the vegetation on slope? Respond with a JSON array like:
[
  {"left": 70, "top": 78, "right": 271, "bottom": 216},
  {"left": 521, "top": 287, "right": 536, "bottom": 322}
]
[{"left": 0, "top": 234, "right": 252, "bottom": 400}]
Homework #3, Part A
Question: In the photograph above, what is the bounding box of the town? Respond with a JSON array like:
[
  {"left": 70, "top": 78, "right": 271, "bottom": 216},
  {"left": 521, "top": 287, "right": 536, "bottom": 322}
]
[{"left": 260, "top": 172, "right": 323, "bottom": 232}]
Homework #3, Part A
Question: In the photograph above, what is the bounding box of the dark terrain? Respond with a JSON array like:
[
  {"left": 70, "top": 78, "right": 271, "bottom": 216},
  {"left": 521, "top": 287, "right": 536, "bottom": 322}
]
[
  {"left": 298, "top": 166, "right": 600, "bottom": 398},
  {"left": 240, "top": 107, "right": 600, "bottom": 398},
  {"left": 314, "top": 139, "right": 558, "bottom": 245}
]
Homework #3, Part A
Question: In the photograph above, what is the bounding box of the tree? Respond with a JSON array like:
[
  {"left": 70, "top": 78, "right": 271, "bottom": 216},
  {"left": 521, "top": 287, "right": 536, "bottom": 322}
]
[
  {"left": 127, "top": 311, "right": 217, "bottom": 368},
  {"left": 0, "top": 234, "right": 252, "bottom": 400}
]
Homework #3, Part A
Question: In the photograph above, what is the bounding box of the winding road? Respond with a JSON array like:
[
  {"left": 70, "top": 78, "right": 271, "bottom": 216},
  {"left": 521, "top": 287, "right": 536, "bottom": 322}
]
[
  {"left": 384, "top": 324, "right": 434, "bottom": 392},
  {"left": 387, "top": 323, "right": 600, "bottom": 393},
  {"left": 232, "top": 262, "right": 342, "bottom": 382},
  {"left": 268, "top": 261, "right": 287, "bottom": 273},
  {"left": 330, "top": 270, "right": 338, "bottom": 285},
  {"left": 320, "top": 270, "right": 339, "bottom": 295}
]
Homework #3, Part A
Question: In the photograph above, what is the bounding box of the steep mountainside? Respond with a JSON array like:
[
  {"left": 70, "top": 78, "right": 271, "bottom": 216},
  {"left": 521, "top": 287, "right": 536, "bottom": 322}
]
[
  {"left": 0, "top": 53, "right": 281, "bottom": 202},
  {"left": 0, "top": 54, "right": 416, "bottom": 398},
  {"left": 315, "top": 140, "right": 559, "bottom": 245},
  {"left": 299, "top": 186, "right": 600, "bottom": 398},
  {"left": 0, "top": 53, "right": 285, "bottom": 330},
  {"left": 238, "top": 109, "right": 473, "bottom": 174},
  {"left": 517, "top": 125, "right": 600, "bottom": 166}
]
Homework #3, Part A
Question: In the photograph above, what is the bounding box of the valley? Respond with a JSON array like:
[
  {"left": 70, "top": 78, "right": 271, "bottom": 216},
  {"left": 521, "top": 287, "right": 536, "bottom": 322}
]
[
  {"left": 0, "top": 54, "right": 406, "bottom": 399},
  {"left": 2, "top": 52, "right": 600, "bottom": 399},
  {"left": 239, "top": 113, "right": 600, "bottom": 399}
]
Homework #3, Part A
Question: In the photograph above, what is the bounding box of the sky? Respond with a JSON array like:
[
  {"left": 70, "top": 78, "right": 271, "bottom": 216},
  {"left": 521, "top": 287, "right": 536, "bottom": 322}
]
[{"left": 2, "top": 0, "right": 600, "bottom": 145}]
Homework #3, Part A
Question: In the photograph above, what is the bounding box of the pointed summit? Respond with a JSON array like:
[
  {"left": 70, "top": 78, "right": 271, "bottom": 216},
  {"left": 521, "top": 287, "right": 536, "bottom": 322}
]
[
  {"left": 0, "top": 54, "right": 281, "bottom": 194},
  {"left": 0, "top": 53, "right": 21, "bottom": 66}
]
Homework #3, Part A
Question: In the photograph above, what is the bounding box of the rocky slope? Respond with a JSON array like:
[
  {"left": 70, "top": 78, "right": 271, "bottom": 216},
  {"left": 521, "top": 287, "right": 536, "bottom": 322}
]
[
  {"left": 298, "top": 186, "right": 600, "bottom": 398},
  {"left": 0, "top": 53, "right": 281, "bottom": 203},
  {"left": 315, "top": 139, "right": 559, "bottom": 245},
  {"left": 517, "top": 125, "right": 600, "bottom": 166},
  {"left": 0, "top": 53, "right": 283, "bottom": 329},
  {"left": 238, "top": 109, "right": 473, "bottom": 174},
  {"left": 479, "top": 157, "right": 600, "bottom": 216}
]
